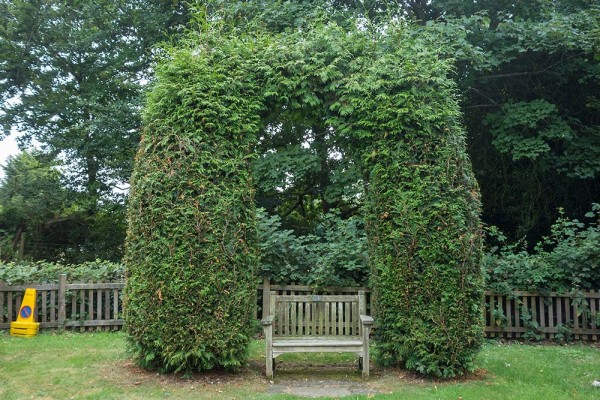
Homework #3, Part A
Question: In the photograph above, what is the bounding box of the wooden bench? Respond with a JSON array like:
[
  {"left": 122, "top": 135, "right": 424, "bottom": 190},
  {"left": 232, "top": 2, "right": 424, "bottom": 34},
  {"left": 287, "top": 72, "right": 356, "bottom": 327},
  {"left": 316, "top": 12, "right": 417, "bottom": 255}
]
[{"left": 261, "top": 290, "right": 374, "bottom": 378}]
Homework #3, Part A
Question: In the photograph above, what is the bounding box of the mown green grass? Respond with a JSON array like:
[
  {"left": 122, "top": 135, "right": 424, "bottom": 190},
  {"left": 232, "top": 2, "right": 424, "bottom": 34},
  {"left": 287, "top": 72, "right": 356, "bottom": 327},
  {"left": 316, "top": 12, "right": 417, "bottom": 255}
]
[{"left": 1, "top": 331, "right": 599, "bottom": 399}]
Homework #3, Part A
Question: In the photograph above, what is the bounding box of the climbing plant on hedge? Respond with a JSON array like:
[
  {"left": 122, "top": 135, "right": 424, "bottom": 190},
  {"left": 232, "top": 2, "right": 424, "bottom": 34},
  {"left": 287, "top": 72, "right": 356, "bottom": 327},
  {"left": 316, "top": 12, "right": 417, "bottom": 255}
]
[
  {"left": 125, "top": 17, "right": 483, "bottom": 377},
  {"left": 124, "top": 32, "right": 264, "bottom": 372}
]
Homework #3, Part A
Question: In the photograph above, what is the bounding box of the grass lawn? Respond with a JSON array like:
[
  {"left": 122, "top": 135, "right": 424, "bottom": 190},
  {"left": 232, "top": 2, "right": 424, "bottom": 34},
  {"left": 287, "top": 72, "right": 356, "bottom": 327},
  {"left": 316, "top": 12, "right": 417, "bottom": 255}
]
[{"left": 1, "top": 331, "right": 600, "bottom": 399}]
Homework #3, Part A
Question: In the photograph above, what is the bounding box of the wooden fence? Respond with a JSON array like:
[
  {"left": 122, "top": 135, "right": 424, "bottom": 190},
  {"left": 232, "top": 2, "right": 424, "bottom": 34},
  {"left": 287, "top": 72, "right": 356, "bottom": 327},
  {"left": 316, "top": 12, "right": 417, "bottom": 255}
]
[
  {"left": 0, "top": 274, "right": 124, "bottom": 331},
  {"left": 2, "top": 275, "right": 600, "bottom": 340},
  {"left": 485, "top": 290, "right": 600, "bottom": 340},
  {"left": 263, "top": 284, "right": 600, "bottom": 340}
]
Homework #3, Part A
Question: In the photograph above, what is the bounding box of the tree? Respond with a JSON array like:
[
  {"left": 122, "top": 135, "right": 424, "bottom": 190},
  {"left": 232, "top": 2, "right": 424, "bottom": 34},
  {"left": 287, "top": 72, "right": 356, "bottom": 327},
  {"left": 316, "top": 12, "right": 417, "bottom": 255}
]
[
  {"left": 376, "top": 1, "right": 600, "bottom": 243},
  {"left": 0, "top": 0, "right": 192, "bottom": 261},
  {"left": 459, "top": 4, "right": 600, "bottom": 241},
  {"left": 0, "top": 0, "right": 193, "bottom": 200},
  {"left": 3, "top": 1, "right": 133, "bottom": 199},
  {"left": 211, "top": 0, "right": 600, "bottom": 247},
  {"left": 0, "top": 152, "right": 67, "bottom": 260}
]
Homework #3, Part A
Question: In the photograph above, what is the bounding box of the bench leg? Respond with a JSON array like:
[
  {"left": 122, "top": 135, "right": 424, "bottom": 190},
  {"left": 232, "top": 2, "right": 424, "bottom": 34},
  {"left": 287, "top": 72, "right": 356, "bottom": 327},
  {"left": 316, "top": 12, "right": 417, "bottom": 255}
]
[
  {"left": 362, "top": 325, "right": 371, "bottom": 379},
  {"left": 266, "top": 357, "right": 273, "bottom": 379},
  {"left": 264, "top": 324, "right": 274, "bottom": 379}
]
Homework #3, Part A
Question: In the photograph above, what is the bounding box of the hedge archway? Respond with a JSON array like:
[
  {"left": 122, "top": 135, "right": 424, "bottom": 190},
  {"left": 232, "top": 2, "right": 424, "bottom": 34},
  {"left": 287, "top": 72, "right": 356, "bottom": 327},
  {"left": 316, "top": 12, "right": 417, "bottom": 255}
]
[{"left": 124, "top": 22, "right": 484, "bottom": 377}]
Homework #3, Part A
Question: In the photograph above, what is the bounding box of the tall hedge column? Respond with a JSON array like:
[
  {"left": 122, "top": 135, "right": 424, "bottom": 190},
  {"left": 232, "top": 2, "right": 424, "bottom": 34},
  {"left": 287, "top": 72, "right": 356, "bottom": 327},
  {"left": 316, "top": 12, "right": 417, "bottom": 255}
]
[
  {"left": 365, "top": 128, "right": 484, "bottom": 377},
  {"left": 124, "top": 44, "right": 262, "bottom": 372},
  {"left": 341, "top": 38, "right": 485, "bottom": 377}
]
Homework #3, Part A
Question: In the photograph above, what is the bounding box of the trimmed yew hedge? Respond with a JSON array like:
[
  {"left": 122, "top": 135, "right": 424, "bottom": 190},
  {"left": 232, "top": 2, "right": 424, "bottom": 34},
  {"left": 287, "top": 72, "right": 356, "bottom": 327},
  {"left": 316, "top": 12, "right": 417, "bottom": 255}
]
[
  {"left": 125, "top": 20, "right": 483, "bottom": 376},
  {"left": 124, "top": 37, "right": 262, "bottom": 372},
  {"left": 352, "top": 32, "right": 485, "bottom": 377}
]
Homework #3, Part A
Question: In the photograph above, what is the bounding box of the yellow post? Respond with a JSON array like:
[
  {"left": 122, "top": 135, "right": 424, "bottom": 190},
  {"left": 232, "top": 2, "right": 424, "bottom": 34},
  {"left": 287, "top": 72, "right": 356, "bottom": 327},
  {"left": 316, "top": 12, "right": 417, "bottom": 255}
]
[{"left": 10, "top": 288, "right": 40, "bottom": 337}]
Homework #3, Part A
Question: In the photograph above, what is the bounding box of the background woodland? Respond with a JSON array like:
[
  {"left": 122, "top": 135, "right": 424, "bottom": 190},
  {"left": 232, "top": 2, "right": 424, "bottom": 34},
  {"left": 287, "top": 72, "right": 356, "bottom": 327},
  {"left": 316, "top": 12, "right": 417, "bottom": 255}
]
[{"left": 0, "top": 0, "right": 599, "bottom": 293}]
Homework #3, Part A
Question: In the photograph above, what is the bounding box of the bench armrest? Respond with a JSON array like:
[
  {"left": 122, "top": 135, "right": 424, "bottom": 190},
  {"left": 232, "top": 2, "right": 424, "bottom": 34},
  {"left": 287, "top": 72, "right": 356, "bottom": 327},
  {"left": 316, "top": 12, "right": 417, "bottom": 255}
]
[
  {"left": 360, "top": 315, "right": 374, "bottom": 326},
  {"left": 261, "top": 315, "right": 275, "bottom": 326}
]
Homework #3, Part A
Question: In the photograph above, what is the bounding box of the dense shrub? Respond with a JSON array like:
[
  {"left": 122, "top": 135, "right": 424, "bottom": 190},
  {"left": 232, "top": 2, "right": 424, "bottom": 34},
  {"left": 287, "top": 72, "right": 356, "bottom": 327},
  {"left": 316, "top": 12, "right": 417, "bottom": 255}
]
[
  {"left": 124, "top": 34, "right": 262, "bottom": 372},
  {"left": 349, "top": 30, "right": 485, "bottom": 377},
  {"left": 126, "top": 17, "right": 483, "bottom": 376},
  {"left": 0, "top": 260, "right": 124, "bottom": 284},
  {"left": 256, "top": 208, "right": 368, "bottom": 287},
  {"left": 484, "top": 204, "right": 600, "bottom": 293}
]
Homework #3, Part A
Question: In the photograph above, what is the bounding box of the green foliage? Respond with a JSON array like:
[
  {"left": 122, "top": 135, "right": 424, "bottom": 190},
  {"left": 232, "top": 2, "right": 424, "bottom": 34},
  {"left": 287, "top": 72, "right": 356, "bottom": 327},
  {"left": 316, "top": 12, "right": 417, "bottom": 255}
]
[
  {"left": 255, "top": 208, "right": 307, "bottom": 283},
  {"left": 0, "top": 152, "right": 67, "bottom": 261},
  {"left": 491, "top": 306, "right": 508, "bottom": 328},
  {"left": 384, "top": 3, "right": 600, "bottom": 244},
  {"left": 0, "top": 260, "right": 124, "bottom": 284},
  {"left": 256, "top": 208, "right": 368, "bottom": 287},
  {"left": 484, "top": 204, "right": 600, "bottom": 292},
  {"left": 2, "top": 1, "right": 596, "bottom": 300},
  {"left": 1, "top": 0, "right": 144, "bottom": 197},
  {"left": 125, "top": 14, "right": 483, "bottom": 377},
  {"left": 304, "top": 211, "right": 368, "bottom": 287},
  {"left": 453, "top": 4, "right": 600, "bottom": 242},
  {"left": 256, "top": 19, "right": 485, "bottom": 375},
  {"left": 554, "top": 323, "right": 573, "bottom": 342},
  {"left": 0, "top": 153, "right": 65, "bottom": 216},
  {"left": 520, "top": 306, "right": 544, "bottom": 341},
  {"left": 485, "top": 100, "right": 574, "bottom": 162},
  {"left": 124, "top": 28, "right": 263, "bottom": 373},
  {"left": 0, "top": 1, "right": 598, "bottom": 311},
  {"left": 333, "top": 25, "right": 484, "bottom": 377},
  {"left": 0, "top": 0, "right": 194, "bottom": 264},
  {"left": 0, "top": 152, "right": 126, "bottom": 263}
]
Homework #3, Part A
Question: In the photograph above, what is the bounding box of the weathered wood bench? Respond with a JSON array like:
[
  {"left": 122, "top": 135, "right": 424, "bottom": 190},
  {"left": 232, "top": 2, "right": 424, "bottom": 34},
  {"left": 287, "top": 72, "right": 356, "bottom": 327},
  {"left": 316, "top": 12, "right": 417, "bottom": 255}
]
[{"left": 261, "top": 290, "right": 374, "bottom": 378}]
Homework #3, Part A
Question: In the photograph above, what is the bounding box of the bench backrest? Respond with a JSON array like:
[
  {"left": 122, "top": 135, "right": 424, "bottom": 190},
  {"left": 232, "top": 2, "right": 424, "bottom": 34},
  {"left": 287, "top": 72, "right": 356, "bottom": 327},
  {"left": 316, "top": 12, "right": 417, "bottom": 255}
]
[{"left": 270, "top": 291, "right": 367, "bottom": 338}]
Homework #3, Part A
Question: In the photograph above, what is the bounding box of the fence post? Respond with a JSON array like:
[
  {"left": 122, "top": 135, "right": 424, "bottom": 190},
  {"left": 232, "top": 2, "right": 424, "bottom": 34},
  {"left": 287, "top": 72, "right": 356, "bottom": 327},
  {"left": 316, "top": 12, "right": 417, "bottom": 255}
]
[
  {"left": 58, "top": 274, "right": 67, "bottom": 328},
  {"left": 262, "top": 277, "right": 271, "bottom": 319}
]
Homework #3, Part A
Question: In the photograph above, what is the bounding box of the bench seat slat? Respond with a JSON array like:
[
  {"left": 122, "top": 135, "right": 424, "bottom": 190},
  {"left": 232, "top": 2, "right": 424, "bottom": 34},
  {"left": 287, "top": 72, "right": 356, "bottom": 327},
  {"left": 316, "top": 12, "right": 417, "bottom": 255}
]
[
  {"left": 276, "top": 295, "right": 359, "bottom": 302},
  {"left": 273, "top": 346, "right": 365, "bottom": 354},
  {"left": 273, "top": 338, "right": 363, "bottom": 347}
]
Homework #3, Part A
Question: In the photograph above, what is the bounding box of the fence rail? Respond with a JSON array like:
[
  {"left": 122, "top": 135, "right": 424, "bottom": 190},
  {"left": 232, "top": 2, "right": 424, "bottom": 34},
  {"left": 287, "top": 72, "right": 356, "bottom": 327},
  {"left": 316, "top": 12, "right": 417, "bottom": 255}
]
[{"left": 2, "top": 275, "right": 600, "bottom": 340}]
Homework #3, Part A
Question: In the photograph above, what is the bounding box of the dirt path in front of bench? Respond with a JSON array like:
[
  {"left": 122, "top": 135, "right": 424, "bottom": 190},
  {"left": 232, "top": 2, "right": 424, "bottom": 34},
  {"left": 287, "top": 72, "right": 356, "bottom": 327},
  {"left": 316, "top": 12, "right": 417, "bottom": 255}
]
[
  {"left": 264, "top": 360, "right": 386, "bottom": 398},
  {"left": 267, "top": 378, "right": 381, "bottom": 398}
]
